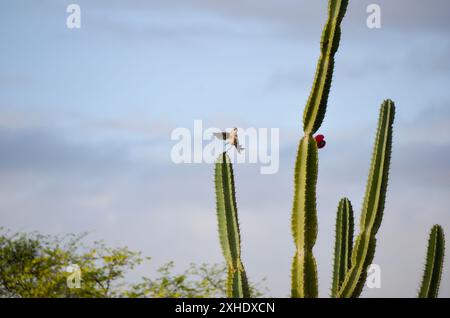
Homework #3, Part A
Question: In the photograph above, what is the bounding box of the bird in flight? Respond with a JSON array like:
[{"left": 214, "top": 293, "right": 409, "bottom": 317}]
[{"left": 214, "top": 128, "right": 245, "bottom": 153}]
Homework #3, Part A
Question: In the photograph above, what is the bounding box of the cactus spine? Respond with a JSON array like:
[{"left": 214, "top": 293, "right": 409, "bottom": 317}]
[
  {"left": 331, "top": 198, "right": 354, "bottom": 297},
  {"left": 418, "top": 225, "right": 445, "bottom": 298},
  {"left": 291, "top": 0, "right": 348, "bottom": 298},
  {"left": 337, "top": 100, "right": 395, "bottom": 298},
  {"left": 214, "top": 152, "right": 250, "bottom": 298}
]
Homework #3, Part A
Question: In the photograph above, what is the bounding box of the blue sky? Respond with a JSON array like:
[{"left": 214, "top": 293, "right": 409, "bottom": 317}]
[{"left": 1, "top": 0, "right": 450, "bottom": 297}]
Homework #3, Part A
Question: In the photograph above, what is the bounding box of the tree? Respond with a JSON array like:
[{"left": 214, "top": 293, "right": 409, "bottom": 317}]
[{"left": 0, "top": 229, "right": 266, "bottom": 298}]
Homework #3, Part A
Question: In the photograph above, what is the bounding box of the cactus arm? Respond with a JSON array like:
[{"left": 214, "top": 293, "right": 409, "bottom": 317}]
[
  {"left": 337, "top": 100, "right": 395, "bottom": 298},
  {"left": 331, "top": 198, "right": 354, "bottom": 297},
  {"left": 303, "top": 0, "right": 349, "bottom": 134},
  {"left": 291, "top": 136, "right": 319, "bottom": 297},
  {"left": 214, "top": 152, "right": 250, "bottom": 298},
  {"left": 418, "top": 225, "right": 445, "bottom": 298}
]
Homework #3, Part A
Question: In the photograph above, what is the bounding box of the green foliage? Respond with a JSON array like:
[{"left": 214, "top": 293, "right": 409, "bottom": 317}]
[
  {"left": 214, "top": 152, "right": 250, "bottom": 298},
  {"left": 331, "top": 198, "right": 354, "bottom": 297},
  {"left": 0, "top": 231, "right": 70, "bottom": 297},
  {"left": 337, "top": 100, "right": 395, "bottom": 298},
  {"left": 418, "top": 225, "right": 445, "bottom": 298},
  {"left": 0, "top": 229, "right": 142, "bottom": 297},
  {"left": 125, "top": 262, "right": 264, "bottom": 298},
  {"left": 0, "top": 229, "right": 265, "bottom": 298}
]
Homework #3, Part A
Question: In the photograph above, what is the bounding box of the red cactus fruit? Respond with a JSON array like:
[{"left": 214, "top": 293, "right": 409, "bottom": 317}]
[{"left": 314, "top": 134, "right": 326, "bottom": 149}]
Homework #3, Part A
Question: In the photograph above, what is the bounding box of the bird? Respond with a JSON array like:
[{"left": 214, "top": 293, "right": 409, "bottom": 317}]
[{"left": 214, "top": 128, "right": 245, "bottom": 153}]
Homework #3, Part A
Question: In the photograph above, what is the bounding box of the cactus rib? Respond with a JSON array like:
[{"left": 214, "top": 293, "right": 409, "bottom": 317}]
[
  {"left": 303, "top": 0, "right": 349, "bottom": 134},
  {"left": 214, "top": 152, "right": 250, "bottom": 298},
  {"left": 418, "top": 225, "right": 445, "bottom": 298},
  {"left": 331, "top": 198, "right": 354, "bottom": 297},
  {"left": 337, "top": 100, "right": 395, "bottom": 298}
]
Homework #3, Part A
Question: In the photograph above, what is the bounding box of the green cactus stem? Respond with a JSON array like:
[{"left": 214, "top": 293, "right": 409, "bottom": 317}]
[
  {"left": 337, "top": 100, "right": 395, "bottom": 298},
  {"left": 303, "top": 0, "right": 349, "bottom": 135},
  {"left": 418, "top": 225, "right": 445, "bottom": 298},
  {"left": 291, "top": 0, "right": 349, "bottom": 298},
  {"left": 331, "top": 198, "right": 354, "bottom": 297},
  {"left": 291, "top": 136, "right": 319, "bottom": 297},
  {"left": 214, "top": 152, "right": 250, "bottom": 298}
]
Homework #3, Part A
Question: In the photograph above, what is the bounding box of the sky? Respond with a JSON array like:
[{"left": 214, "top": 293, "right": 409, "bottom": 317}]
[{"left": 0, "top": 0, "right": 449, "bottom": 297}]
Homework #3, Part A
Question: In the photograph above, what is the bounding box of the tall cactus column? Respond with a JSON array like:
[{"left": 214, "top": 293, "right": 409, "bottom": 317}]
[
  {"left": 419, "top": 225, "right": 445, "bottom": 298},
  {"left": 331, "top": 198, "right": 354, "bottom": 297},
  {"left": 215, "top": 152, "right": 250, "bottom": 298},
  {"left": 291, "top": 0, "right": 349, "bottom": 298},
  {"left": 337, "top": 100, "right": 395, "bottom": 298},
  {"left": 291, "top": 135, "right": 319, "bottom": 297}
]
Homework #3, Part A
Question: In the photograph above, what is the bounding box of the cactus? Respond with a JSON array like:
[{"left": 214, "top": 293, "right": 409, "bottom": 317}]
[
  {"left": 214, "top": 152, "right": 250, "bottom": 298},
  {"left": 418, "top": 225, "right": 445, "bottom": 298},
  {"left": 331, "top": 198, "right": 354, "bottom": 297},
  {"left": 337, "top": 100, "right": 395, "bottom": 298},
  {"left": 291, "top": 0, "right": 348, "bottom": 298},
  {"left": 211, "top": 0, "right": 447, "bottom": 299},
  {"left": 291, "top": 135, "right": 319, "bottom": 297},
  {"left": 303, "top": 0, "right": 349, "bottom": 134}
]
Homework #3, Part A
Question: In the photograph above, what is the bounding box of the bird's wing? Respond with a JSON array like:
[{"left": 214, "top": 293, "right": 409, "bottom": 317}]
[{"left": 213, "top": 132, "right": 229, "bottom": 140}]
